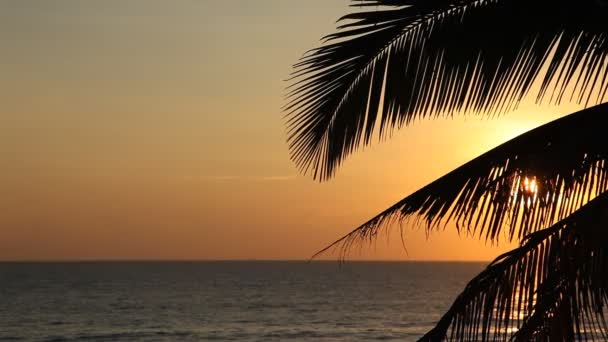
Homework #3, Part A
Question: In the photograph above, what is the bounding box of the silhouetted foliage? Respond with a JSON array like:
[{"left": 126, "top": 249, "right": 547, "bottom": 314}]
[
  {"left": 420, "top": 191, "right": 608, "bottom": 341},
  {"left": 286, "top": 0, "right": 608, "bottom": 340},
  {"left": 286, "top": 0, "right": 608, "bottom": 181},
  {"left": 313, "top": 104, "right": 608, "bottom": 260}
]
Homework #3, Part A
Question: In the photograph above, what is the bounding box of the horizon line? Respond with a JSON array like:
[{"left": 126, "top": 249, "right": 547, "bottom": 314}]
[{"left": 0, "top": 258, "right": 492, "bottom": 263}]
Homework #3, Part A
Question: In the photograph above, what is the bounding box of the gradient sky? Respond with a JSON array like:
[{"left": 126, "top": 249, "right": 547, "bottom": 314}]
[{"left": 0, "top": 0, "right": 587, "bottom": 261}]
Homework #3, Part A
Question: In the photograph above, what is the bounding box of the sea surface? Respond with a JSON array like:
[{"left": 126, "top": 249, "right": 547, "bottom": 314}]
[{"left": 0, "top": 261, "right": 487, "bottom": 341}]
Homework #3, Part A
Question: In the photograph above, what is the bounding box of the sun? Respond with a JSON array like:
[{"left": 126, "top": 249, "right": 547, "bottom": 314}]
[
  {"left": 510, "top": 175, "right": 540, "bottom": 205},
  {"left": 522, "top": 176, "right": 539, "bottom": 195}
]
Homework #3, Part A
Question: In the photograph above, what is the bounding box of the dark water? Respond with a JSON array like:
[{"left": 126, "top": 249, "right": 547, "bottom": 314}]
[{"left": 0, "top": 261, "right": 486, "bottom": 341}]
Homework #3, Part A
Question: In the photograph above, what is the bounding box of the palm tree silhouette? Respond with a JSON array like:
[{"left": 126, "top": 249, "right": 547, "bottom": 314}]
[{"left": 285, "top": 0, "right": 608, "bottom": 340}]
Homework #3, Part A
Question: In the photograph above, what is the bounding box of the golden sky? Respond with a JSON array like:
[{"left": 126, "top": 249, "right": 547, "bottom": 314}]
[{"left": 0, "top": 0, "right": 587, "bottom": 261}]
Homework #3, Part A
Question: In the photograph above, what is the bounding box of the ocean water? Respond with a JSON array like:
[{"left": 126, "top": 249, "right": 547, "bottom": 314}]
[{"left": 0, "top": 261, "right": 487, "bottom": 341}]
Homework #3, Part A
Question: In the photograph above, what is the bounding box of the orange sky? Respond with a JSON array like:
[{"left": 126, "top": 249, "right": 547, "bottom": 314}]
[{"left": 0, "top": 1, "right": 587, "bottom": 261}]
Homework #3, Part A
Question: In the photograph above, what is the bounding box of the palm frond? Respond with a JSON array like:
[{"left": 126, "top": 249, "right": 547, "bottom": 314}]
[
  {"left": 286, "top": 0, "right": 608, "bottom": 180},
  {"left": 313, "top": 103, "right": 608, "bottom": 259},
  {"left": 418, "top": 191, "right": 608, "bottom": 341}
]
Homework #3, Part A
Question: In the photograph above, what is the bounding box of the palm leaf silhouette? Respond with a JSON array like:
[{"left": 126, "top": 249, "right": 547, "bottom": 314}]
[
  {"left": 286, "top": 0, "right": 608, "bottom": 340},
  {"left": 286, "top": 0, "right": 608, "bottom": 180},
  {"left": 419, "top": 191, "right": 608, "bottom": 341},
  {"left": 313, "top": 103, "right": 608, "bottom": 258}
]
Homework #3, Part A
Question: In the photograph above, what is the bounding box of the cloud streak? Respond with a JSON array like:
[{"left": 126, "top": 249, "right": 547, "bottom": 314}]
[{"left": 191, "top": 175, "right": 297, "bottom": 182}]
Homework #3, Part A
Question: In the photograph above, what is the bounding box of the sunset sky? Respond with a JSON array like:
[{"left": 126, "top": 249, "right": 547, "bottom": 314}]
[{"left": 1, "top": 0, "right": 587, "bottom": 261}]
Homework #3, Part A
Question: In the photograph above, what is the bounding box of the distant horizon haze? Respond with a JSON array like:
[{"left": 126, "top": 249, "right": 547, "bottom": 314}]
[{"left": 0, "top": 258, "right": 492, "bottom": 263}]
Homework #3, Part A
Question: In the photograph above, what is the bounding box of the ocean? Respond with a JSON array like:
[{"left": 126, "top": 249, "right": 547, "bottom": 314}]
[{"left": 0, "top": 261, "right": 487, "bottom": 341}]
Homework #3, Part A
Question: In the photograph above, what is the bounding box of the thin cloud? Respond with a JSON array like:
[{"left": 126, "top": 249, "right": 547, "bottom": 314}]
[
  {"left": 193, "top": 175, "right": 297, "bottom": 182},
  {"left": 260, "top": 175, "right": 297, "bottom": 181}
]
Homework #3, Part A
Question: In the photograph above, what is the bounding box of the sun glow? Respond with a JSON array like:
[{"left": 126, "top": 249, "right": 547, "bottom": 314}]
[
  {"left": 520, "top": 176, "right": 540, "bottom": 207},
  {"left": 522, "top": 176, "right": 539, "bottom": 195},
  {"left": 510, "top": 175, "right": 541, "bottom": 208}
]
